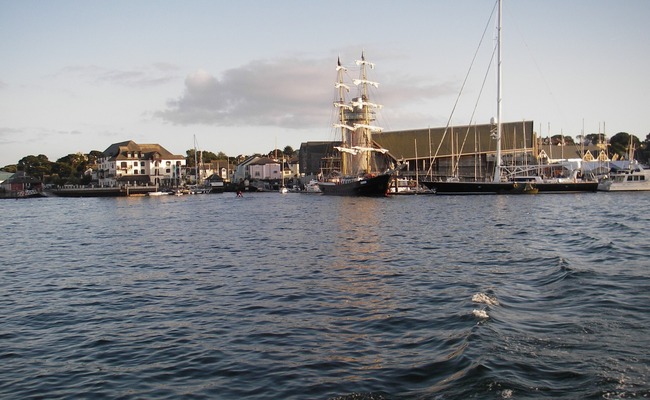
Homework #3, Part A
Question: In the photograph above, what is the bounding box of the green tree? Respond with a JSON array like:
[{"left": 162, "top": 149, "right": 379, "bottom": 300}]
[
  {"left": 638, "top": 133, "right": 650, "bottom": 164},
  {"left": 550, "top": 135, "right": 575, "bottom": 145},
  {"left": 609, "top": 132, "right": 640, "bottom": 160},
  {"left": 18, "top": 154, "right": 52, "bottom": 180},
  {"left": 201, "top": 150, "right": 219, "bottom": 163},
  {"left": 585, "top": 133, "right": 607, "bottom": 146},
  {"left": 87, "top": 150, "right": 104, "bottom": 164},
  {"left": 267, "top": 148, "right": 283, "bottom": 158},
  {"left": 186, "top": 149, "right": 221, "bottom": 166},
  {"left": 57, "top": 153, "right": 88, "bottom": 178},
  {"left": 283, "top": 145, "right": 295, "bottom": 157}
]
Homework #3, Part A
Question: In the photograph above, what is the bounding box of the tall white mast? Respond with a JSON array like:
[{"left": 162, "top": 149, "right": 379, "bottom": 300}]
[
  {"left": 493, "top": 0, "right": 503, "bottom": 183},
  {"left": 334, "top": 57, "right": 350, "bottom": 175}
]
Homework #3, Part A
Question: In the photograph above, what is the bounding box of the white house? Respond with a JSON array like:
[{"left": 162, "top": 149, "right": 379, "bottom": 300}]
[
  {"left": 97, "top": 140, "right": 186, "bottom": 187},
  {"left": 248, "top": 157, "right": 282, "bottom": 180}
]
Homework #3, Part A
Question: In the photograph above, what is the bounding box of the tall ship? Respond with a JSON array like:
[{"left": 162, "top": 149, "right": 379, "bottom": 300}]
[{"left": 319, "top": 53, "right": 398, "bottom": 196}]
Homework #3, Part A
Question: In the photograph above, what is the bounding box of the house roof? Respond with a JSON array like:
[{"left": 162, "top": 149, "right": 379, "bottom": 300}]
[
  {"left": 3, "top": 171, "right": 41, "bottom": 184},
  {"left": 0, "top": 171, "right": 13, "bottom": 183},
  {"left": 538, "top": 144, "right": 601, "bottom": 159},
  {"left": 102, "top": 140, "right": 184, "bottom": 161},
  {"left": 249, "top": 157, "right": 279, "bottom": 166}
]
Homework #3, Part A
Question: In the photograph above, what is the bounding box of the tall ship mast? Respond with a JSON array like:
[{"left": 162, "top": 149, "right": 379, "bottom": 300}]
[{"left": 320, "top": 52, "right": 397, "bottom": 196}]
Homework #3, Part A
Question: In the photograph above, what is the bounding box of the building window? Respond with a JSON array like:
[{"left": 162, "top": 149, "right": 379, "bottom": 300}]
[
  {"left": 134, "top": 170, "right": 138, "bottom": 174},
  {"left": 141, "top": 169, "right": 145, "bottom": 175},
  {"left": 133, "top": 161, "right": 138, "bottom": 166},
  {"left": 140, "top": 161, "right": 145, "bottom": 166},
  {"left": 121, "top": 162, "right": 127, "bottom": 168},
  {"left": 166, "top": 169, "right": 171, "bottom": 173}
]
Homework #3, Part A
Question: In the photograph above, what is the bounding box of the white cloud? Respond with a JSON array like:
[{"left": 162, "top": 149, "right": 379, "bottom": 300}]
[
  {"left": 155, "top": 57, "right": 454, "bottom": 130},
  {"left": 156, "top": 58, "right": 332, "bottom": 128}
]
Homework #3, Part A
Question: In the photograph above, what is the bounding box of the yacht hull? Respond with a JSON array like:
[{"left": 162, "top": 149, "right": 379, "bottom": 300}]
[
  {"left": 536, "top": 182, "right": 598, "bottom": 193},
  {"left": 421, "top": 181, "right": 519, "bottom": 195},
  {"left": 421, "top": 180, "right": 597, "bottom": 194}
]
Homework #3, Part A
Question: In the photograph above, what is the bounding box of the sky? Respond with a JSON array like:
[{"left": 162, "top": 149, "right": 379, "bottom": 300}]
[{"left": 1, "top": 0, "right": 649, "bottom": 166}]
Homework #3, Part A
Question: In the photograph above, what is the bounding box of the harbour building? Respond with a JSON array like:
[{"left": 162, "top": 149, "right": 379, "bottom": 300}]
[
  {"left": 301, "top": 121, "right": 602, "bottom": 181},
  {"left": 98, "top": 140, "right": 186, "bottom": 188}
]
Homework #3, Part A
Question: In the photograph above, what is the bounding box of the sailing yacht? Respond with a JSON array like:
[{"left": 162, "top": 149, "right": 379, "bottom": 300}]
[
  {"left": 318, "top": 53, "right": 398, "bottom": 196},
  {"left": 421, "top": 0, "right": 534, "bottom": 195}
]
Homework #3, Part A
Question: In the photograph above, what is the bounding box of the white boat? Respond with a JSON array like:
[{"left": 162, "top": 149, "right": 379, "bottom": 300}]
[
  {"left": 148, "top": 191, "right": 170, "bottom": 196},
  {"left": 303, "top": 179, "right": 321, "bottom": 193},
  {"left": 388, "top": 177, "right": 432, "bottom": 195},
  {"left": 189, "top": 186, "right": 211, "bottom": 194},
  {"left": 279, "top": 156, "right": 289, "bottom": 194},
  {"left": 598, "top": 164, "right": 650, "bottom": 191}
]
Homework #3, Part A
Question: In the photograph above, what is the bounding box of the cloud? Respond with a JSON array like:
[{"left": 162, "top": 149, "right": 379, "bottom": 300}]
[
  {"left": 53, "top": 63, "right": 181, "bottom": 87},
  {"left": 156, "top": 58, "right": 332, "bottom": 128},
  {"left": 155, "top": 57, "right": 456, "bottom": 130}
]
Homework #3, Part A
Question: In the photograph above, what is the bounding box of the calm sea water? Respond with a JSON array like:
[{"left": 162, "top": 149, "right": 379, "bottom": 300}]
[{"left": 1, "top": 192, "right": 649, "bottom": 399}]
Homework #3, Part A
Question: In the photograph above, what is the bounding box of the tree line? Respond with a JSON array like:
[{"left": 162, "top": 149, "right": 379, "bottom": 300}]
[{"left": 2, "top": 145, "right": 297, "bottom": 186}]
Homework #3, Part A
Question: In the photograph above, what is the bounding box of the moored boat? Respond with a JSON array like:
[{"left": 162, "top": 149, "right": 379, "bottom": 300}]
[
  {"left": 420, "top": 0, "right": 525, "bottom": 195},
  {"left": 598, "top": 164, "right": 650, "bottom": 191},
  {"left": 319, "top": 173, "right": 392, "bottom": 196},
  {"left": 423, "top": 180, "right": 533, "bottom": 195},
  {"left": 302, "top": 179, "right": 322, "bottom": 193},
  {"left": 148, "top": 191, "right": 170, "bottom": 196},
  {"left": 318, "top": 53, "right": 397, "bottom": 197},
  {"left": 512, "top": 176, "right": 598, "bottom": 193},
  {"left": 388, "top": 177, "right": 432, "bottom": 195}
]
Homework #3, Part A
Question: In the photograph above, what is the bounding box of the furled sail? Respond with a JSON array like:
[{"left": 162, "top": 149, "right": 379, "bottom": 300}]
[
  {"left": 353, "top": 79, "right": 379, "bottom": 88},
  {"left": 333, "top": 101, "right": 353, "bottom": 111},
  {"left": 334, "top": 146, "right": 359, "bottom": 155},
  {"left": 351, "top": 98, "right": 382, "bottom": 110},
  {"left": 351, "top": 146, "right": 389, "bottom": 154},
  {"left": 353, "top": 123, "right": 383, "bottom": 132},
  {"left": 333, "top": 123, "right": 356, "bottom": 131}
]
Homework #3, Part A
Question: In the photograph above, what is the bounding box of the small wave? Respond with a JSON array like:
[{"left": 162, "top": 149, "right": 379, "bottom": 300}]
[
  {"left": 472, "top": 309, "right": 489, "bottom": 319},
  {"left": 472, "top": 293, "right": 499, "bottom": 306}
]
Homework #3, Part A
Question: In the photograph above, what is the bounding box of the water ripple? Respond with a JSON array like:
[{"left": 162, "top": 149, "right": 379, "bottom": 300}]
[{"left": 0, "top": 193, "right": 649, "bottom": 399}]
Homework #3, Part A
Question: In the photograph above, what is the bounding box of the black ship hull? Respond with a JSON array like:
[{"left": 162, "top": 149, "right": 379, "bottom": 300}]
[
  {"left": 421, "top": 180, "right": 598, "bottom": 194},
  {"left": 535, "top": 182, "right": 598, "bottom": 193},
  {"left": 421, "top": 181, "right": 532, "bottom": 195},
  {"left": 319, "top": 173, "right": 391, "bottom": 196}
]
